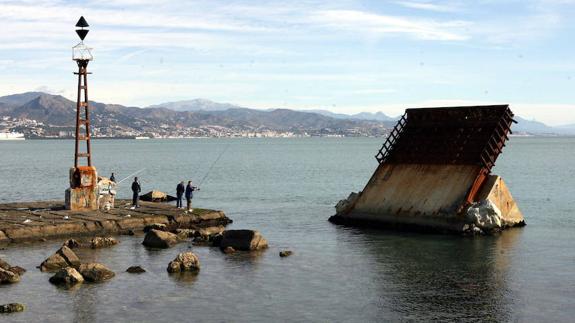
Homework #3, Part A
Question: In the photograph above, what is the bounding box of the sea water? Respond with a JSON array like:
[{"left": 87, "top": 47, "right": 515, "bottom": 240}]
[{"left": 0, "top": 137, "right": 574, "bottom": 322}]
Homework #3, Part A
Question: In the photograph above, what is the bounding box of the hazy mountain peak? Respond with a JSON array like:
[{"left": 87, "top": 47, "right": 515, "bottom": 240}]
[{"left": 146, "top": 98, "right": 243, "bottom": 112}]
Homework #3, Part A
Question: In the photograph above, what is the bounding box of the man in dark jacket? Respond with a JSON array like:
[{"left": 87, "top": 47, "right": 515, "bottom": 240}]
[
  {"left": 185, "top": 181, "right": 199, "bottom": 212},
  {"left": 176, "top": 181, "right": 185, "bottom": 208},
  {"left": 131, "top": 177, "right": 141, "bottom": 208}
]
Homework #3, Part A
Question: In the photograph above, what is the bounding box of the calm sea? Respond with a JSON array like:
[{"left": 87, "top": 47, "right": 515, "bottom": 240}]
[{"left": 0, "top": 137, "right": 574, "bottom": 322}]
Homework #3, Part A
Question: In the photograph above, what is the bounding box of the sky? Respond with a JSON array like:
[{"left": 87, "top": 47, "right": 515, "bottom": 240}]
[{"left": 0, "top": 0, "right": 574, "bottom": 125}]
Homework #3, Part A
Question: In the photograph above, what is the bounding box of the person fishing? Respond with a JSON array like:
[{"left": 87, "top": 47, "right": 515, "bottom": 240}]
[
  {"left": 185, "top": 180, "right": 199, "bottom": 212},
  {"left": 176, "top": 181, "right": 185, "bottom": 209},
  {"left": 131, "top": 177, "right": 141, "bottom": 208}
]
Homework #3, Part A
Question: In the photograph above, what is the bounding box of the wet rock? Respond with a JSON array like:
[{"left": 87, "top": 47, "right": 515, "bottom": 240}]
[
  {"left": 175, "top": 229, "right": 195, "bottom": 240},
  {"left": 142, "top": 229, "right": 179, "bottom": 248},
  {"left": 167, "top": 252, "right": 200, "bottom": 273},
  {"left": 0, "top": 258, "right": 11, "bottom": 270},
  {"left": 219, "top": 230, "right": 268, "bottom": 251},
  {"left": 335, "top": 192, "right": 360, "bottom": 215},
  {"left": 196, "top": 226, "right": 225, "bottom": 239},
  {"left": 62, "top": 239, "right": 80, "bottom": 249},
  {"left": 49, "top": 267, "right": 84, "bottom": 285},
  {"left": 0, "top": 268, "right": 20, "bottom": 284},
  {"left": 126, "top": 266, "right": 146, "bottom": 274},
  {"left": 90, "top": 237, "right": 119, "bottom": 249},
  {"left": 40, "top": 246, "right": 81, "bottom": 272},
  {"left": 144, "top": 223, "right": 167, "bottom": 233},
  {"left": 8, "top": 266, "right": 26, "bottom": 276},
  {"left": 279, "top": 250, "right": 293, "bottom": 258},
  {"left": 222, "top": 246, "right": 236, "bottom": 254},
  {"left": 78, "top": 263, "right": 115, "bottom": 282},
  {"left": 211, "top": 233, "right": 223, "bottom": 247},
  {"left": 0, "top": 303, "right": 25, "bottom": 313}
]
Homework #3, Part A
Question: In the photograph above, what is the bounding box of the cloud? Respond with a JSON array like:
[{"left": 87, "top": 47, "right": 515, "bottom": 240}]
[
  {"left": 395, "top": 1, "right": 460, "bottom": 12},
  {"left": 311, "top": 10, "right": 470, "bottom": 41}
]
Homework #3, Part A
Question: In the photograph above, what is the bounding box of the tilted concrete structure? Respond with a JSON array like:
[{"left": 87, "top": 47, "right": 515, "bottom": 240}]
[{"left": 330, "top": 105, "right": 525, "bottom": 234}]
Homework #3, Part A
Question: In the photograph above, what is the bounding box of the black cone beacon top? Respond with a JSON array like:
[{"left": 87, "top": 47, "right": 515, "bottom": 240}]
[
  {"left": 76, "top": 16, "right": 89, "bottom": 28},
  {"left": 75, "top": 16, "right": 90, "bottom": 40}
]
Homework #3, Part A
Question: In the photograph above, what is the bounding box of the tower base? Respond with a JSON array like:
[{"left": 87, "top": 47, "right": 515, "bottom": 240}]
[{"left": 65, "top": 166, "right": 98, "bottom": 211}]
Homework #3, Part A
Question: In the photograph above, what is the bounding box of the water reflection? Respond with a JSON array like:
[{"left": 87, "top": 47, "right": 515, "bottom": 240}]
[{"left": 340, "top": 227, "right": 523, "bottom": 321}]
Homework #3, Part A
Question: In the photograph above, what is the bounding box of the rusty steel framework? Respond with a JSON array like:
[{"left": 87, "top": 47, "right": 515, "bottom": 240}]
[
  {"left": 73, "top": 61, "right": 92, "bottom": 167},
  {"left": 375, "top": 105, "right": 517, "bottom": 203}
]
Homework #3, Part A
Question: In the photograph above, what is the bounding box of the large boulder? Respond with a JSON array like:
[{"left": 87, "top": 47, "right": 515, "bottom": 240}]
[
  {"left": 144, "top": 223, "right": 167, "bottom": 233},
  {"left": 90, "top": 237, "right": 119, "bottom": 249},
  {"left": 78, "top": 263, "right": 115, "bottom": 282},
  {"left": 0, "top": 267, "right": 20, "bottom": 284},
  {"left": 167, "top": 252, "right": 200, "bottom": 273},
  {"left": 49, "top": 267, "right": 84, "bottom": 285},
  {"left": 142, "top": 229, "right": 179, "bottom": 248},
  {"left": 40, "top": 246, "right": 81, "bottom": 272},
  {"left": 219, "top": 230, "right": 268, "bottom": 251}
]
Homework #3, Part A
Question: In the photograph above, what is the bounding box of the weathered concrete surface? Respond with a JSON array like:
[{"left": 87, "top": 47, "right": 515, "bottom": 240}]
[
  {"left": 65, "top": 166, "right": 99, "bottom": 211},
  {"left": 0, "top": 200, "right": 230, "bottom": 243},
  {"left": 330, "top": 168, "right": 525, "bottom": 233}
]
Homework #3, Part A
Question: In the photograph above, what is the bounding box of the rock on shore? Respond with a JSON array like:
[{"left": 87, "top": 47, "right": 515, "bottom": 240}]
[
  {"left": 49, "top": 267, "right": 84, "bottom": 285},
  {"left": 167, "top": 252, "right": 200, "bottom": 273},
  {"left": 219, "top": 230, "right": 268, "bottom": 251},
  {"left": 40, "top": 246, "right": 81, "bottom": 272},
  {"left": 142, "top": 229, "right": 179, "bottom": 248},
  {"left": 78, "top": 263, "right": 115, "bottom": 282}
]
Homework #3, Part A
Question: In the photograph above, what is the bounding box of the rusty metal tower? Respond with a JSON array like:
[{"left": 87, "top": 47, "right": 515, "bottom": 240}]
[
  {"left": 65, "top": 16, "right": 99, "bottom": 211},
  {"left": 73, "top": 16, "right": 93, "bottom": 167}
]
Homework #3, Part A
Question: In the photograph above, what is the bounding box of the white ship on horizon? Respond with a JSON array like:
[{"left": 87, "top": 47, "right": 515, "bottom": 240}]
[{"left": 0, "top": 132, "right": 25, "bottom": 140}]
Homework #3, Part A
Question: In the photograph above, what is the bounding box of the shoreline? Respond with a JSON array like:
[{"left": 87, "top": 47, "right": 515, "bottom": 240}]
[{"left": 0, "top": 200, "right": 231, "bottom": 245}]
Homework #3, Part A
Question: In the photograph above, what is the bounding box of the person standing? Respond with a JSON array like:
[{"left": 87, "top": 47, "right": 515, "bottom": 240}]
[
  {"left": 176, "top": 181, "right": 185, "bottom": 208},
  {"left": 131, "top": 177, "right": 141, "bottom": 208},
  {"left": 185, "top": 181, "right": 199, "bottom": 212}
]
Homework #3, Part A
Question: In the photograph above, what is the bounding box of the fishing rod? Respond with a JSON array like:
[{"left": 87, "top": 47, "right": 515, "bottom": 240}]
[
  {"left": 198, "top": 142, "right": 231, "bottom": 187},
  {"left": 116, "top": 168, "right": 146, "bottom": 185}
]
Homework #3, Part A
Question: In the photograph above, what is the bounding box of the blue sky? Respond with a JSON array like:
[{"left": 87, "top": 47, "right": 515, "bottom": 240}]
[{"left": 0, "top": 0, "right": 574, "bottom": 125}]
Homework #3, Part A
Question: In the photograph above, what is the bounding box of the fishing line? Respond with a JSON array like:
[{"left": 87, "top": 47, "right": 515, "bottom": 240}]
[
  {"left": 116, "top": 168, "right": 146, "bottom": 185},
  {"left": 198, "top": 142, "right": 231, "bottom": 187}
]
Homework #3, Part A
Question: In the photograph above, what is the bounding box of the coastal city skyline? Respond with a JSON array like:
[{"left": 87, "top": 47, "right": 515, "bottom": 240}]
[{"left": 1, "top": 0, "right": 574, "bottom": 125}]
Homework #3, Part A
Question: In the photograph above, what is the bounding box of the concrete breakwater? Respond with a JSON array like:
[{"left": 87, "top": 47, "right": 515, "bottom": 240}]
[{"left": 0, "top": 200, "right": 231, "bottom": 243}]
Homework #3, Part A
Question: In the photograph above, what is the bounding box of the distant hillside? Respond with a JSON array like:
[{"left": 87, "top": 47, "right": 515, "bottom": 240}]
[
  {"left": 1, "top": 92, "right": 572, "bottom": 137},
  {"left": 0, "top": 92, "right": 387, "bottom": 137}
]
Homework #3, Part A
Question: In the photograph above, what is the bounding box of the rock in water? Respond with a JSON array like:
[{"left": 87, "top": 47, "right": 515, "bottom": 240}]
[
  {"left": 0, "top": 303, "right": 25, "bottom": 313},
  {"left": 0, "top": 268, "right": 20, "bottom": 284},
  {"left": 0, "top": 258, "right": 11, "bottom": 270},
  {"left": 78, "top": 263, "right": 115, "bottom": 282},
  {"left": 167, "top": 252, "right": 200, "bottom": 273},
  {"left": 142, "top": 229, "right": 179, "bottom": 248},
  {"left": 62, "top": 239, "right": 80, "bottom": 249},
  {"left": 126, "top": 266, "right": 146, "bottom": 274},
  {"left": 222, "top": 246, "right": 236, "bottom": 254},
  {"left": 219, "top": 230, "right": 268, "bottom": 251},
  {"left": 49, "top": 267, "right": 84, "bottom": 285},
  {"left": 90, "top": 237, "right": 119, "bottom": 249},
  {"left": 279, "top": 250, "right": 293, "bottom": 257},
  {"left": 8, "top": 266, "right": 26, "bottom": 276},
  {"left": 40, "top": 246, "right": 81, "bottom": 272}
]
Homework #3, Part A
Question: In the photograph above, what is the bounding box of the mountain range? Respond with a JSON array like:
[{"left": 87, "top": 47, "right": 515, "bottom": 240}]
[{"left": 0, "top": 92, "right": 573, "bottom": 137}]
